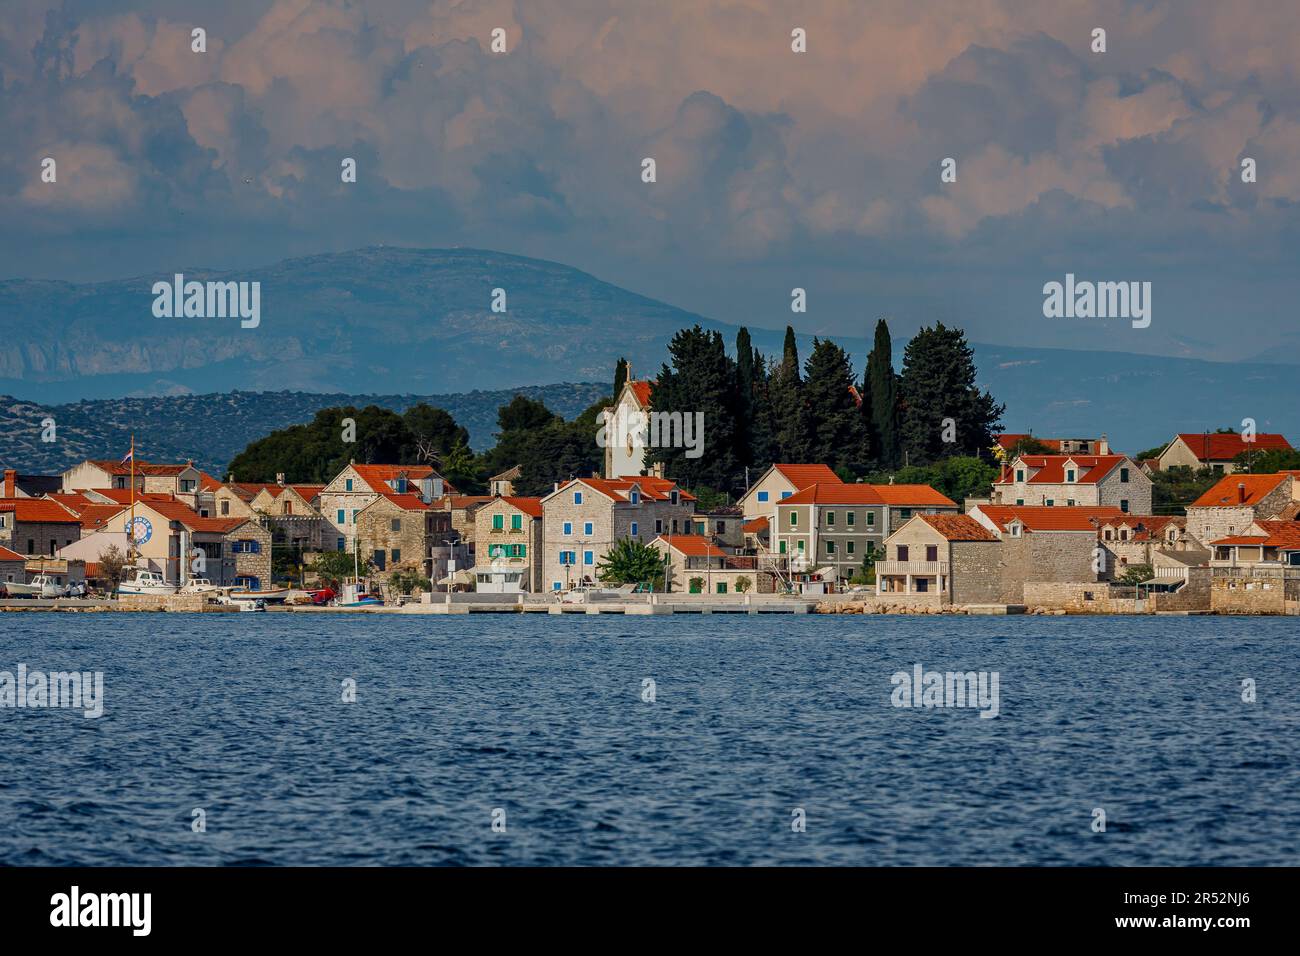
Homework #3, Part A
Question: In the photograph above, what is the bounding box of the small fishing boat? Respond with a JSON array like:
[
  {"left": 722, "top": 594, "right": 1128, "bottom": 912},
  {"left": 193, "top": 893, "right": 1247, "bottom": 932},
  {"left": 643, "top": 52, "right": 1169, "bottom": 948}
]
[
  {"left": 118, "top": 569, "right": 176, "bottom": 595},
  {"left": 228, "top": 586, "right": 290, "bottom": 604},
  {"left": 6, "top": 574, "right": 66, "bottom": 598},
  {"left": 238, "top": 599, "right": 267, "bottom": 612},
  {"left": 179, "top": 577, "right": 222, "bottom": 594}
]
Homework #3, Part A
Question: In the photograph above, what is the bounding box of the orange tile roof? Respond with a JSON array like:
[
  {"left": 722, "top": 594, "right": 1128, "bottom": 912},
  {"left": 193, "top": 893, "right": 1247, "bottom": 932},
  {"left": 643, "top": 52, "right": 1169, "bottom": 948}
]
[
  {"left": 916, "top": 513, "right": 999, "bottom": 541},
  {"left": 75, "top": 504, "right": 129, "bottom": 531},
  {"left": 0, "top": 500, "right": 83, "bottom": 523},
  {"left": 45, "top": 492, "right": 94, "bottom": 511},
  {"left": 87, "top": 488, "right": 180, "bottom": 506},
  {"left": 290, "top": 485, "right": 324, "bottom": 500},
  {"left": 781, "top": 483, "right": 956, "bottom": 507},
  {"left": 613, "top": 476, "right": 696, "bottom": 501},
  {"left": 226, "top": 482, "right": 275, "bottom": 501},
  {"left": 501, "top": 496, "right": 543, "bottom": 518},
  {"left": 629, "top": 380, "right": 654, "bottom": 408},
  {"left": 976, "top": 505, "right": 1122, "bottom": 532},
  {"left": 742, "top": 516, "right": 769, "bottom": 533},
  {"left": 199, "top": 472, "right": 224, "bottom": 492},
  {"left": 997, "top": 455, "right": 1129, "bottom": 484},
  {"left": 1212, "top": 520, "right": 1300, "bottom": 548},
  {"left": 1190, "top": 473, "right": 1290, "bottom": 508},
  {"left": 1176, "top": 433, "right": 1291, "bottom": 461},
  {"left": 654, "top": 534, "right": 725, "bottom": 557},
  {"left": 771, "top": 464, "right": 843, "bottom": 488},
  {"left": 996, "top": 434, "right": 1064, "bottom": 452},
  {"left": 0, "top": 545, "right": 25, "bottom": 562}
]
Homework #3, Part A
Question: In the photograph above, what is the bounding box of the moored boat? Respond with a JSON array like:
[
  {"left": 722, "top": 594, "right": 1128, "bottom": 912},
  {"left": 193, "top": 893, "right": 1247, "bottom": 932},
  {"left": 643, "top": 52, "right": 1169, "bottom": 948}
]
[{"left": 118, "top": 569, "right": 177, "bottom": 595}]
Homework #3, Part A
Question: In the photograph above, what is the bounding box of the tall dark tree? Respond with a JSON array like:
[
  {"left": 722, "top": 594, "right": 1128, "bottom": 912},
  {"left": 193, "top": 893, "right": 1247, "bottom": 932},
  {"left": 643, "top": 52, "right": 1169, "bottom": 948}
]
[
  {"left": 898, "top": 322, "right": 1004, "bottom": 466},
  {"left": 479, "top": 395, "right": 561, "bottom": 477},
  {"left": 646, "top": 325, "right": 739, "bottom": 490},
  {"left": 734, "top": 328, "right": 757, "bottom": 467},
  {"left": 746, "top": 352, "right": 778, "bottom": 475},
  {"left": 511, "top": 398, "right": 605, "bottom": 497},
  {"left": 865, "top": 319, "right": 899, "bottom": 469},
  {"left": 613, "top": 357, "right": 629, "bottom": 400},
  {"left": 803, "top": 338, "right": 870, "bottom": 475},
  {"left": 769, "top": 325, "right": 810, "bottom": 462}
]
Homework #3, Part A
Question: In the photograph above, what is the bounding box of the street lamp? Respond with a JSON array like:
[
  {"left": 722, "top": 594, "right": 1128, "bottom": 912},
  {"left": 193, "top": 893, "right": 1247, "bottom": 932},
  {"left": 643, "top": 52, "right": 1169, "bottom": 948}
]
[{"left": 442, "top": 537, "right": 457, "bottom": 606}]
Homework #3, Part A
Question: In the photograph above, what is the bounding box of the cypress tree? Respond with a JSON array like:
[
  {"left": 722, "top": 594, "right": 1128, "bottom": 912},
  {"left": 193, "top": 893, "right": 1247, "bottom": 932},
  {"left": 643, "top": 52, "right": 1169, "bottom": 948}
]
[
  {"left": 803, "top": 338, "right": 869, "bottom": 475},
  {"left": 735, "top": 328, "right": 756, "bottom": 466},
  {"left": 645, "top": 326, "right": 739, "bottom": 490},
  {"left": 866, "top": 319, "right": 899, "bottom": 468},
  {"left": 770, "top": 325, "right": 810, "bottom": 461},
  {"left": 613, "top": 357, "right": 628, "bottom": 400}
]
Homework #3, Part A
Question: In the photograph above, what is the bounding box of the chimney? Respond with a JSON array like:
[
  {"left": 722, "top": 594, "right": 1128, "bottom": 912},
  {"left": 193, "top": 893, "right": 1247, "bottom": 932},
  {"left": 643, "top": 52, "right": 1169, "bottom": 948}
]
[
  {"left": 276, "top": 472, "right": 285, "bottom": 486},
  {"left": 2, "top": 469, "right": 14, "bottom": 498},
  {"left": 1098, "top": 434, "right": 1109, "bottom": 455},
  {"left": 1238, "top": 482, "right": 1247, "bottom": 504}
]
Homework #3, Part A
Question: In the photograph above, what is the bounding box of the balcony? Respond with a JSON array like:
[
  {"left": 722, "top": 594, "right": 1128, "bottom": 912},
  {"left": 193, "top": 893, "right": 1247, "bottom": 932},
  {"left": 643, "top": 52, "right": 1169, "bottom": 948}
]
[{"left": 876, "top": 560, "right": 949, "bottom": 577}]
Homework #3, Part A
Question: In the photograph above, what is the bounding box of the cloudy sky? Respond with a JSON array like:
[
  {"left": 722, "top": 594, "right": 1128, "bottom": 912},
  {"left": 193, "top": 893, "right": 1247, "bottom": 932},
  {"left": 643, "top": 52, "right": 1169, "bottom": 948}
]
[{"left": 3, "top": 0, "right": 1299, "bottom": 361}]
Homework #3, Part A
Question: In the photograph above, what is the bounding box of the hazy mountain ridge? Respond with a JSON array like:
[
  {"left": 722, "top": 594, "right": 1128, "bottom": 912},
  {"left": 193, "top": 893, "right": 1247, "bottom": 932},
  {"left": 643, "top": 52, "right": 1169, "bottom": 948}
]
[
  {"left": 1, "top": 246, "right": 1295, "bottom": 463},
  {"left": 0, "top": 384, "right": 609, "bottom": 477}
]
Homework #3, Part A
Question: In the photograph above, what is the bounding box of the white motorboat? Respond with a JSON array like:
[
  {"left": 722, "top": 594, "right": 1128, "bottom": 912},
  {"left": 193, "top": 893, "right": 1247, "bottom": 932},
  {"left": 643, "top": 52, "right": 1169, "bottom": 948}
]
[
  {"left": 179, "top": 577, "right": 222, "bottom": 594},
  {"left": 118, "top": 569, "right": 176, "bottom": 595},
  {"left": 238, "top": 599, "right": 267, "bottom": 612},
  {"left": 5, "top": 574, "right": 66, "bottom": 598}
]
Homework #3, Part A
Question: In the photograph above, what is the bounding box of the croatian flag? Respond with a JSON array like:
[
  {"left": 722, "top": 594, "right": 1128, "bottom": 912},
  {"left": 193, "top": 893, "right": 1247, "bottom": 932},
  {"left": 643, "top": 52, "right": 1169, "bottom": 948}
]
[{"left": 121, "top": 447, "right": 133, "bottom": 464}]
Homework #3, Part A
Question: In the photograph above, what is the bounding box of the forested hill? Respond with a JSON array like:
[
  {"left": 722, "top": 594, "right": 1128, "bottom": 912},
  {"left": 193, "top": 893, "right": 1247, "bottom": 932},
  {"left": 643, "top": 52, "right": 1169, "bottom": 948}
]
[{"left": 0, "top": 384, "right": 607, "bottom": 477}]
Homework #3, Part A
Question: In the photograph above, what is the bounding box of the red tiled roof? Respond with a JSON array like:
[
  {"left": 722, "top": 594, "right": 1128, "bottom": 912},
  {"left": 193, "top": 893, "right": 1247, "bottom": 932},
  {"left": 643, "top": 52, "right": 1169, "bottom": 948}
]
[
  {"left": 771, "top": 464, "right": 843, "bottom": 488},
  {"left": 199, "top": 472, "right": 224, "bottom": 492},
  {"left": 86, "top": 488, "right": 179, "bottom": 506},
  {"left": 629, "top": 380, "right": 653, "bottom": 408},
  {"left": 501, "top": 496, "right": 543, "bottom": 518},
  {"left": 74, "top": 504, "right": 129, "bottom": 531},
  {"left": 1212, "top": 523, "right": 1300, "bottom": 548},
  {"left": 781, "top": 483, "right": 956, "bottom": 507},
  {"left": 995, "top": 454, "right": 1129, "bottom": 485},
  {"left": 996, "top": 434, "right": 1064, "bottom": 452},
  {"left": 1175, "top": 433, "right": 1291, "bottom": 461},
  {"left": 916, "top": 513, "right": 999, "bottom": 541},
  {"left": 136, "top": 462, "right": 194, "bottom": 477},
  {"left": 976, "top": 505, "right": 1122, "bottom": 532},
  {"left": 290, "top": 485, "right": 324, "bottom": 500},
  {"left": 45, "top": 492, "right": 94, "bottom": 512},
  {"left": 613, "top": 476, "right": 696, "bottom": 501},
  {"left": 0, "top": 545, "right": 25, "bottom": 562},
  {"left": 654, "top": 534, "right": 725, "bottom": 557},
  {"left": 742, "top": 516, "right": 769, "bottom": 533},
  {"left": 0, "top": 500, "right": 82, "bottom": 523},
  {"left": 1190, "top": 473, "right": 1290, "bottom": 508},
  {"left": 225, "top": 482, "right": 275, "bottom": 501}
]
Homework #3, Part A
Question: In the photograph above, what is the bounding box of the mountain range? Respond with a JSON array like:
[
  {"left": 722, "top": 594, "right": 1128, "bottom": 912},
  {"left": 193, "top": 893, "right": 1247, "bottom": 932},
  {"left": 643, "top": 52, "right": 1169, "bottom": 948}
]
[{"left": 1, "top": 246, "right": 1295, "bottom": 471}]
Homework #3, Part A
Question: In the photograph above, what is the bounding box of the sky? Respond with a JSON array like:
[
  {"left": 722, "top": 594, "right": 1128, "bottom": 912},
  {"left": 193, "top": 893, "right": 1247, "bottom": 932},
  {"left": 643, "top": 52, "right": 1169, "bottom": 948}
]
[{"left": 3, "top": 0, "right": 1299, "bottom": 362}]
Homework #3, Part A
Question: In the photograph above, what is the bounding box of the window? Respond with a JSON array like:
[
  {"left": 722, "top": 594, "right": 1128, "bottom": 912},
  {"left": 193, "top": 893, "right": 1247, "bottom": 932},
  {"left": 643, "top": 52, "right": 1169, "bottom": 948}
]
[
  {"left": 337, "top": 509, "right": 346, "bottom": 525},
  {"left": 695, "top": 521, "right": 706, "bottom": 534},
  {"left": 351, "top": 510, "right": 359, "bottom": 525},
  {"left": 1120, "top": 468, "right": 1130, "bottom": 483},
  {"left": 789, "top": 512, "right": 797, "bottom": 527},
  {"left": 896, "top": 545, "right": 909, "bottom": 561},
  {"left": 563, "top": 522, "right": 572, "bottom": 536},
  {"left": 345, "top": 478, "right": 353, "bottom": 491},
  {"left": 899, "top": 509, "right": 912, "bottom": 520},
  {"left": 757, "top": 491, "right": 769, "bottom": 503},
  {"left": 27, "top": 539, "right": 35, "bottom": 554},
  {"left": 826, "top": 540, "right": 836, "bottom": 555},
  {"left": 583, "top": 550, "right": 594, "bottom": 566},
  {"left": 670, "top": 491, "right": 679, "bottom": 505},
  {"left": 284, "top": 502, "right": 293, "bottom": 515},
  {"left": 1066, "top": 469, "right": 1076, "bottom": 482},
  {"left": 1120, "top": 500, "right": 1130, "bottom": 513},
  {"left": 1010, "top": 525, "right": 1022, "bottom": 538},
  {"left": 916, "top": 578, "right": 929, "bottom": 593},
  {"left": 655, "top": 520, "right": 663, "bottom": 534},
  {"left": 779, "top": 540, "right": 787, "bottom": 554},
  {"left": 493, "top": 514, "right": 504, "bottom": 530},
  {"left": 1015, "top": 470, "right": 1025, "bottom": 482},
  {"left": 780, "top": 491, "right": 792, "bottom": 499},
  {"left": 511, "top": 514, "right": 522, "bottom": 531},
  {"left": 1120, "top": 530, "right": 1129, "bottom": 541},
  {"left": 573, "top": 491, "right": 583, "bottom": 505},
  {"left": 373, "top": 550, "right": 386, "bottom": 571},
  {"left": 716, "top": 582, "right": 727, "bottom": 594},
  {"left": 391, "top": 549, "right": 401, "bottom": 563},
  {"left": 1015, "top": 499, "right": 1025, "bottom": 507},
  {"left": 559, "top": 551, "right": 573, "bottom": 565},
  {"left": 1045, "top": 499, "right": 1054, "bottom": 507},
  {"left": 671, "top": 520, "right": 679, "bottom": 533},
  {"left": 797, "top": 540, "right": 805, "bottom": 552},
  {"left": 1066, "top": 499, "right": 1075, "bottom": 507},
  {"left": 337, "top": 537, "right": 346, "bottom": 551},
  {"left": 394, "top": 478, "right": 407, "bottom": 494},
  {"left": 846, "top": 541, "right": 855, "bottom": 555},
  {"left": 584, "top": 522, "right": 593, "bottom": 536},
  {"left": 221, "top": 500, "right": 230, "bottom": 516},
  {"left": 926, "top": 545, "right": 938, "bottom": 562},
  {"left": 553, "top": 581, "right": 562, "bottom": 591},
  {"left": 846, "top": 511, "right": 855, "bottom": 527},
  {"left": 630, "top": 491, "right": 640, "bottom": 504},
  {"left": 1104, "top": 529, "right": 1113, "bottom": 541},
  {"left": 826, "top": 511, "right": 836, "bottom": 526},
  {"left": 630, "top": 522, "right": 639, "bottom": 537},
  {"left": 866, "top": 512, "right": 874, "bottom": 527},
  {"left": 391, "top": 518, "right": 402, "bottom": 532},
  {"left": 181, "top": 479, "right": 196, "bottom": 492}
]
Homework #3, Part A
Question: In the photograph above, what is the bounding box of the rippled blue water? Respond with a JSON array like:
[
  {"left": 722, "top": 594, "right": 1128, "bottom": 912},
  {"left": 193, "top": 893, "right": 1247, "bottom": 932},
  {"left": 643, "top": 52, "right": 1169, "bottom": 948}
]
[{"left": 1, "top": 613, "right": 1296, "bottom": 865}]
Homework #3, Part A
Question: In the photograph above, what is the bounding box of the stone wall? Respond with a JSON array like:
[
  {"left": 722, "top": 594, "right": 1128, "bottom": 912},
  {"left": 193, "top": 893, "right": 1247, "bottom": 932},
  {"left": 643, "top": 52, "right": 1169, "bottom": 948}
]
[
  {"left": 1186, "top": 478, "right": 1293, "bottom": 545},
  {"left": 999, "top": 532, "right": 1099, "bottom": 603},
  {"left": 950, "top": 540, "right": 1003, "bottom": 604}
]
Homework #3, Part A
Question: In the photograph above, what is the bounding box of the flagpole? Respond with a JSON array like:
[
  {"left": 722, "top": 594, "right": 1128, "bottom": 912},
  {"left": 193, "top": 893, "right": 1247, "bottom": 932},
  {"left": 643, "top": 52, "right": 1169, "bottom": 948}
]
[{"left": 129, "top": 433, "right": 136, "bottom": 559}]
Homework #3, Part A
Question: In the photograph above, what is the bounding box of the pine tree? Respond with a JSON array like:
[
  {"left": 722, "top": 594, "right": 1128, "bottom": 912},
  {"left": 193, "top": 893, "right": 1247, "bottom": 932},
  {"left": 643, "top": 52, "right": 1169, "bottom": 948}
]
[
  {"left": 769, "top": 326, "right": 810, "bottom": 461},
  {"left": 898, "top": 322, "right": 1004, "bottom": 467},
  {"left": 865, "top": 319, "right": 899, "bottom": 468},
  {"left": 803, "top": 338, "right": 869, "bottom": 475},
  {"left": 747, "top": 352, "right": 778, "bottom": 475},
  {"left": 645, "top": 326, "right": 739, "bottom": 490}
]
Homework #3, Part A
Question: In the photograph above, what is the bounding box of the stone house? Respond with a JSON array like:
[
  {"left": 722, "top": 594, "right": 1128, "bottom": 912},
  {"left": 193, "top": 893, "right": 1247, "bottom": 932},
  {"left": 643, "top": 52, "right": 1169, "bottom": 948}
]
[
  {"left": 1184, "top": 473, "right": 1294, "bottom": 548},
  {"left": 0, "top": 499, "right": 82, "bottom": 558},
  {"left": 354, "top": 492, "right": 450, "bottom": 583},
  {"left": 995, "top": 434, "right": 1111, "bottom": 456},
  {"left": 248, "top": 481, "right": 326, "bottom": 552},
  {"left": 875, "top": 514, "right": 1001, "bottom": 605},
  {"left": 222, "top": 519, "right": 273, "bottom": 590},
  {"left": 1, "top": 544, "right": 28, "bottom": 588},
  {"left": 772, "top": 483, "right": 959, "bottom": 583},
  {"left": 737, "top": 463, "right": 842, "bottom": 521},
  {"left": 1156, "top": 432, "right": 1292, "bottom": 474},
  {"left": 991, "top": 453, "right": 1151, "bottom": 514},
  {"left": 540, "top": 477, "right": 695, "bottom": 593},
  {"left": 319, "top": 463, "right": 453, "bottom": 551},
  {"left": 60, "top": 458, "right": 141, "bottom": 493},
  {"left": 968, "top": 504, "right": 1113, "bottom": 597},
  {"left": 472, "top": 496, "right": 544, "bottom": 592},
  {"left": 213, "top": 481, "right": 275, "bottom": 519},
  {"left": 1206, "top": 520, "right": 1300, "bottom": 614},
  {"left": 688, "top": 506, "right": 745, "bottom": 550},
  {"left": 488, "top": 466, "right": 521, "bottom": 497},
  {"left": 650, "top": 534, "right": 773, "bottom": 594}
]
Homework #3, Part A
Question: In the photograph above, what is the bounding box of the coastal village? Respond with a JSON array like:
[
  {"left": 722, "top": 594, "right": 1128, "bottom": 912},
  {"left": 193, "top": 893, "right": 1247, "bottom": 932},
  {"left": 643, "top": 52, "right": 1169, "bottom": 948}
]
[{"left": 1, "top": 376, "right": 1298, "bottom": 616}]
